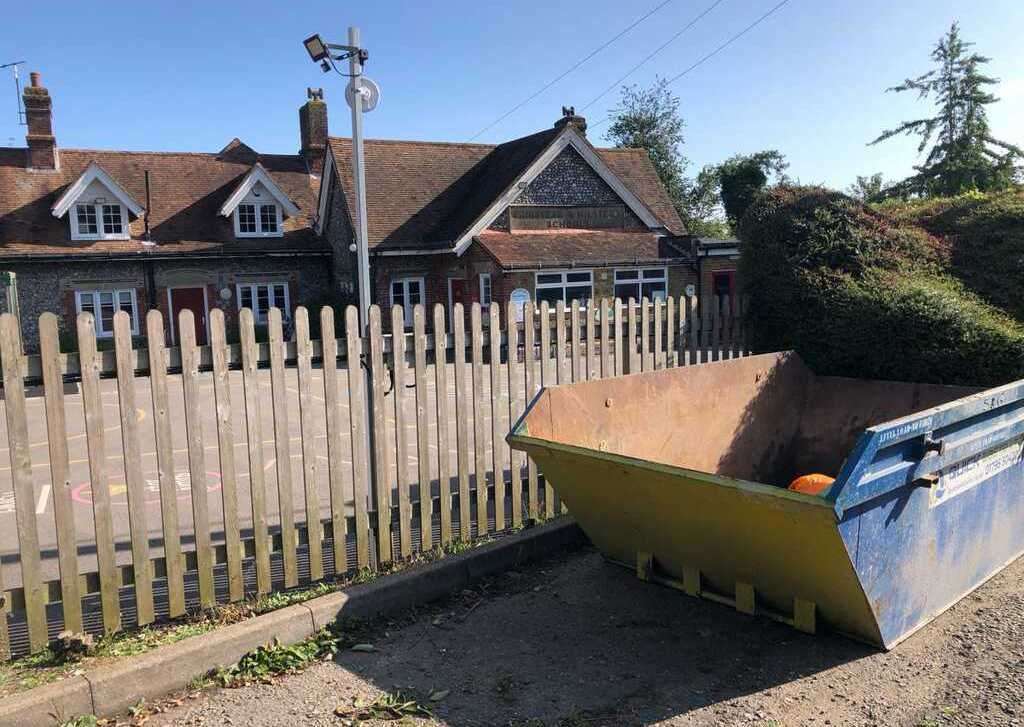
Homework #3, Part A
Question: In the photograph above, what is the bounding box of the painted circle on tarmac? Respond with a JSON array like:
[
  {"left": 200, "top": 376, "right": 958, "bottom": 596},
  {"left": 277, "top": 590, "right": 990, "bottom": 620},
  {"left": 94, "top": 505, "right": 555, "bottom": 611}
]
[{"left": 71, "top": 471, "right": 222, "bottom": 507}]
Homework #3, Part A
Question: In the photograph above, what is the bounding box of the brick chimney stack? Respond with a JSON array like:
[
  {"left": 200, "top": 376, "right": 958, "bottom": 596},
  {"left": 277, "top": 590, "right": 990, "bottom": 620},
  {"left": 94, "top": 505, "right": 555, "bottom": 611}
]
[
  {"left": 554, "top": 105, "right": 587, "bottom": 136},
  {"left": 299, "top": 87, "right": 328, "bottom": 174},
  {"left": 23, "top": 72, "right": 58, "bottom": 170}
]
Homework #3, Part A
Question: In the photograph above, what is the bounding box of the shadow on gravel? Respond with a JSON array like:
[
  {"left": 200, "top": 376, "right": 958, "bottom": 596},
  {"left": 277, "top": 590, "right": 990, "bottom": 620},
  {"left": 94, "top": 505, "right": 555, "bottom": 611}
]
[{"left": 327, "top": 548, "right": 873, "bottom": 726}]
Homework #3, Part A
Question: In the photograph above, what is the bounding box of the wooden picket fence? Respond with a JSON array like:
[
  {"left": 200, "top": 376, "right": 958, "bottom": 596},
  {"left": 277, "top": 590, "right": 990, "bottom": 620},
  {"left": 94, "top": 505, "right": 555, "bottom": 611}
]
[{"left": 0, "top": 295, "right": 748, "bottom": 660}]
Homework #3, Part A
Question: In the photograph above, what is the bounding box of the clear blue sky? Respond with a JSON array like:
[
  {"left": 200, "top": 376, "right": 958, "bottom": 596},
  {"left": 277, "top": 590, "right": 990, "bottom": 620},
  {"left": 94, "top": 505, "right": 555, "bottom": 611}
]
[{"left": 1, "top": 0, "right": 1021, "bottom": 190}]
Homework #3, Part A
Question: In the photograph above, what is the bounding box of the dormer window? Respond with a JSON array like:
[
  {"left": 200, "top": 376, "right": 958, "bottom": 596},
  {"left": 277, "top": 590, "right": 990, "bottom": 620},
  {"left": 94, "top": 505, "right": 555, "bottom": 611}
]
[
  {"left": 220, "top": 164, "right": 297, "bottom": 240},
  {"left": 52, "top": 162, "right": 143, "bottom": 242},
  {"left": 234, "top": 200, "right": 281, "bottom": 237},
  {"left": 72, "top": 202, "right": 127, "bottom": 240}
]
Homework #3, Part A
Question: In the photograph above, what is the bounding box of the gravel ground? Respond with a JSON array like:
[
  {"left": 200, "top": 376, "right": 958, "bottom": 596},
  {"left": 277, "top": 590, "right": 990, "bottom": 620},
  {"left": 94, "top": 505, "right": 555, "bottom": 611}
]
[{"left": 142, "top": 545, "right": 1024, "bottom": 727}]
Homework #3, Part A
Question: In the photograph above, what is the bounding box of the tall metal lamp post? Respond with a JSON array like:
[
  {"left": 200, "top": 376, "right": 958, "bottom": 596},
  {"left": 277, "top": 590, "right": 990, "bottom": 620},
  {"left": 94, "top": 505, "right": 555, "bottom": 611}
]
[{"left": 303, "top": 28, "right": 380, "bottom": 335}]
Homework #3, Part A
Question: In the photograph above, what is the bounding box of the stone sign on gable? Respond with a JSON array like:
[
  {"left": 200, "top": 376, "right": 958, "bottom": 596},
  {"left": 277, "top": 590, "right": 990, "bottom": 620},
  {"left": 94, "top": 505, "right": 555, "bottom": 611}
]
[{"left": 509, "top": 205, "right": 626, "bottom": 231}]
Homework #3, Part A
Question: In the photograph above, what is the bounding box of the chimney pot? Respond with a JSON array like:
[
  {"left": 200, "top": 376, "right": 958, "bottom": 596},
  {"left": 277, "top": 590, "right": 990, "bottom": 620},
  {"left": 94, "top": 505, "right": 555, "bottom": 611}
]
[
  {"left": 553, "top": 106, "right": 587, "bottom": 136},
  {"left": 30, "top": 71, "right": 41, "bottom": 88},
  {"left": 299, "top": 89, "right": 328, "bottom": 175}
]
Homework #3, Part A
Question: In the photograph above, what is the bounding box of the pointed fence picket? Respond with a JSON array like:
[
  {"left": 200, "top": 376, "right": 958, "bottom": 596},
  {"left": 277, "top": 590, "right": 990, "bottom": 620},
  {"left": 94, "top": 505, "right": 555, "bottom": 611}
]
[{"left": 0, "top": 295, "right": 747, "bottom": 659}]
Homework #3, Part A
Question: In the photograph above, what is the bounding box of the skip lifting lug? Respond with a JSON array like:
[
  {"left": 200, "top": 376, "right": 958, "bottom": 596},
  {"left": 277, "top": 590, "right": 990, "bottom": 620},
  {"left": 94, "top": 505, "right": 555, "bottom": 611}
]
[{"left": 913, "top": 433, "right": 945, "bottom": 488}]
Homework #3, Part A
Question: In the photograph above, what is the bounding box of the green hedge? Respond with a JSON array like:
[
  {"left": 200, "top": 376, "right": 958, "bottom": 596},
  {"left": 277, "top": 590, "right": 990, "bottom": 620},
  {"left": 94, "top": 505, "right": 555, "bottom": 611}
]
[
  {"left": 739, "top": 186, "right": 1024, "bottom": 387},
  {"left": 876, "top": 189, "right": 1024, "bottom": 321}
]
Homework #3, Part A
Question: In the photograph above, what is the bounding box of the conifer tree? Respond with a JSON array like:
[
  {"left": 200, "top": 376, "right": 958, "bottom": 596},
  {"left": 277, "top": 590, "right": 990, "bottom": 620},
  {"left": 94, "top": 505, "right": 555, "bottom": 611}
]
[{"left": 871, "top": 23, "right": 1022, "bottom": 196}]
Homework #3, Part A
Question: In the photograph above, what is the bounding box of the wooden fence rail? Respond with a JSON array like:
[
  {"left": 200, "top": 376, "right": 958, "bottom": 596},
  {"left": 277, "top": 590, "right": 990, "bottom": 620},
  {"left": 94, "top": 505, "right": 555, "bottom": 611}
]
[{"left": 0, "top": 295, "right": 747, "bottom": 659}]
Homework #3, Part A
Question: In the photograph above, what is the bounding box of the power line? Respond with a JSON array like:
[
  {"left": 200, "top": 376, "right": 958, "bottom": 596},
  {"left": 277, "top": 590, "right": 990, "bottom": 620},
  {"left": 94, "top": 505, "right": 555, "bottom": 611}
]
[
  {"left": 579, "top": 0, "right": 726, "bottom": 113},
  {"left": 589, "top": 0, "right": 792, "bottom": 132},
  {"left": 468, "top": 0, "right": 677, "bottom": 141}
]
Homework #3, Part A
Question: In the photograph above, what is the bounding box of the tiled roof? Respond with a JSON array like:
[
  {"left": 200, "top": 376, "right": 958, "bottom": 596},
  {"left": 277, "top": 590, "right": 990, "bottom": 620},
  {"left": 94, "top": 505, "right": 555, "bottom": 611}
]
[
  {"left": 327, "top": 130, "right": 685, "bottom": 251},
  {"left": 476, "top": 231, "right": 691, "bottom": 268},
  {"left": 0, "top": 144, "right": 326, "bottom": 259}
]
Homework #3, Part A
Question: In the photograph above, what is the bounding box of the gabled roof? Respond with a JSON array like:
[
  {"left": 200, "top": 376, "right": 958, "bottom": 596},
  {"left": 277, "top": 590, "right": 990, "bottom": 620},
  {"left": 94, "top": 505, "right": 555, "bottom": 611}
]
[
  {"left": 218, "top": 162, "right": 301, "bottom": 218},
  {"left": 0, "top": 144, "right": 324, "bottom": 258},
  {"left": 324, "top": 126, "right": 685, "bottom": 253},
  {"left": 451, "top": 127, "right": 665, "bottom": 255},
  {"left": 51, "top": 161, "right": 145, "bottom": 218}
]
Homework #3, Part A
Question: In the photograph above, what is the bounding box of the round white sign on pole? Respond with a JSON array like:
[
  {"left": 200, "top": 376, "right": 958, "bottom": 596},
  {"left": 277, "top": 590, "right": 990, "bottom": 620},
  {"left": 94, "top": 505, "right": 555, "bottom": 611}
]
[{"left": 509, "top": 288, "right": 531, "bottom": 322}]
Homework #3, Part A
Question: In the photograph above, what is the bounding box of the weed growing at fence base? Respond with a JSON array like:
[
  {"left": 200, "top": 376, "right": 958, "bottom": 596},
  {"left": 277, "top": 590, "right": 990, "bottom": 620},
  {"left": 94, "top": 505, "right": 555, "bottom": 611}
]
[{"left": 334, "top": 691, "right": 433, "bottom": 722}]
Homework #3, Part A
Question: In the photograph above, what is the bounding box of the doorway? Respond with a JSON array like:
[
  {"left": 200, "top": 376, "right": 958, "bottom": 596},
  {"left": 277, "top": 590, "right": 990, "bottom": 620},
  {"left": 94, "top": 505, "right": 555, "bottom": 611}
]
[{"left": 168, "top": 286, "right": 209, "bottom": 345}]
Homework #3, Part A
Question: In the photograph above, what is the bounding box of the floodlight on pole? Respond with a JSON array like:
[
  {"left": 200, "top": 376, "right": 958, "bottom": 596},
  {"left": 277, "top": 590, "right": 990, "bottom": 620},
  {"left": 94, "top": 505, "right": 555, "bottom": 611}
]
[
  {"left": 302, "top": 26, "right": 377, "bottom": 336},
  {"left": 303, "top": 34, "right": 328, "bottom": 62}
]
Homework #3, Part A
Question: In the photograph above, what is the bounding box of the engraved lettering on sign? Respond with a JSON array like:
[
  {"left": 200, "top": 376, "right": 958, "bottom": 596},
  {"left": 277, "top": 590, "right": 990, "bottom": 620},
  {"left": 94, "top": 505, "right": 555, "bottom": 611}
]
[{"left": 509, "top": 205, "right": 626, "bottom": 231}]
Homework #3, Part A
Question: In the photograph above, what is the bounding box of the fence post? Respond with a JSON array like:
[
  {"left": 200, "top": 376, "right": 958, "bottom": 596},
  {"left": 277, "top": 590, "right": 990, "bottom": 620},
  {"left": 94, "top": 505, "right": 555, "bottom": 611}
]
[
  {"left": 654, "top": 297, "right": 664, "bottom": 370},
  {"left": 179, "top": 309, "right": 216, "bottom": 605},
  {"left": 239, "top": 308, "right": 272, "bottom": 594},
  {"left": 489, "top": 304, "right": 506, "bottom": 532},
  {"left": 586, "top": 299, "right": 597, "bottom": 380},
  {"left": 368, "top": 306, "right": 392, "bottom": 565},
  {"left": 344, "top": 307, "right": 371, "bottom": 569},
  {"left": 523, "top": 300, "right": 539, "bottom": 519},
  {"left": 470, "top": 304, "right": 488, "bottom": 537},
  {"left": 295, "top": 307, "right": 324, "bottom": 582},
  {"left": 451, "top": 303, "right": 472, "bottom": 541},
  {"left": 38, "top": 312, "right": 83, "bottom": 633},
  {"left": 391, "top": 306, "right": 413, "bottom": 559},
  {"left": 209, "top": 309, "right": 245, "bottom": 600},
  {"left": 321, "top": 306, "right": 350, "bottom": 575},
  {"left": 433, "top": 304, "right": 453, "bottom": 545},
  {"left": 112, "top": 311, "right": 154, "bottom": 624},
  {"left": 599, "top": 298, "right": 611, "bottom": 378},
  {"left": 0, "top": 314, "right": 46, "bottom": 650},
  {"left": 77, "top": 312, "right": 121, "bottom": 634},
  {"left": 413, "top": 305, "right": 432, "bottom": 552},
  {"left": 507, "top": 300, "right": 524, "bottom": 529}
]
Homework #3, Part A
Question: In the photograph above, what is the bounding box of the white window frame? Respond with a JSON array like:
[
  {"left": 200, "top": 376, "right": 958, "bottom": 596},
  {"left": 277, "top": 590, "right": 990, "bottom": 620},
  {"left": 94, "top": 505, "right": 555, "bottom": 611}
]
[
  {"left": 390, "top": 276, "right": 426, "bottom": 324},
  {"left": 71, "top": 202, "right": 129, "bottom": 241},
  {"left": 74, "top": 288, "right": 139, "bottom": 338},
  {"left": 479, "top": 273, "right": 492, "bottom": 309},
  {"left": 233, "top": 193, "right": 283, "bottom": 239},
  {"left": 613, "top": 266, "right": 668, "bottom": 304},
  {"left": 534, "top": 269, "right": 593, "bottom": 308},
  {"left": 236, "top": 281, "right": 291, "bottom": 324}
]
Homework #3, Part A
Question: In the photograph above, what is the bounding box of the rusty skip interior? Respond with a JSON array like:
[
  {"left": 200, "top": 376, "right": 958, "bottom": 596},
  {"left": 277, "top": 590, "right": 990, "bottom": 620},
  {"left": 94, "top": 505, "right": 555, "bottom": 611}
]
[{"left": 522, "top": 352, "right": 978, "bottom": 490}]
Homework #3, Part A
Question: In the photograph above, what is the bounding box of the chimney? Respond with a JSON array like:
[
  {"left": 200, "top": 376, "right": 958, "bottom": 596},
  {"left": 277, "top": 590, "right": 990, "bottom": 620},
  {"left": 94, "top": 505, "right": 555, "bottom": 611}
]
[
  {"left": 299, "top": 87, "right": 327, "bottom": 174},
  {"left": 23, "top": 72, "right": 58, "bottom": 170},
  {"left": 554, "top": 105, "right": 587, "bottom": 136}
]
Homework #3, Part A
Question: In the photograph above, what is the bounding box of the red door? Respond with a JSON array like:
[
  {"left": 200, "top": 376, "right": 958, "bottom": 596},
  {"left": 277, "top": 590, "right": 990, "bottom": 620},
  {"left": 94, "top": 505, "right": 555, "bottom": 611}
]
[
  {"left": 449, "top": 278, "right": 468, "bottom": 308},
  {"left": 448, "top": 278, "right": 469, "bottom": 327},
  {"left": 170, "top": 287, "right": 208, "bottom": 345}
]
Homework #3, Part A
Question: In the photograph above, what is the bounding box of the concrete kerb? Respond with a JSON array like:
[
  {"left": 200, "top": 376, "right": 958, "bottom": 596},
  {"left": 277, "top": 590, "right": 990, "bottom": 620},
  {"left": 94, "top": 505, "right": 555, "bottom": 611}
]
[{"left": 1, "top": 518, "right": 585, "bottom": 725}]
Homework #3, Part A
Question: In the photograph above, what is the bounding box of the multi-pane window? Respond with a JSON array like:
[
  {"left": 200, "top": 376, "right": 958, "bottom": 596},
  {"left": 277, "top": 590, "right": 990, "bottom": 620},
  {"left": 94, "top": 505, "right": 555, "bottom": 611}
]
[
  {"left": 75, "top": 289, "right": 138, "bottom": 337},
  {"left": 614, "top": 268, "right": 667, "bottom": 302},
  {"left": 101, "top": 204, "right": 123, "bottom": 235},
  {"left": 535, "top": 270, "right": 593, "bottom": 307},
  {"left": 73, "top": 203, "right": 126, "bottom": 240},
  {"left": 259, "top": 204, "right": 279, "bottom": 233},
  {"left": 238, "top": 204, "right": 258, "bottom": 234},
  {"left": 235, "top": 202, "right": 280, "bottom": 237},
  {"left": 237, "top": 282, "right": 290, "bottom": 323},
  {"left": 76, "top": 204, "right": 98, "bottom": 235},
  {"left": 479, "top": 273, "right": 492, "bottom": 308},
  {"left": 390, "top": 277, "right": 424, "bottom": 324}
]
